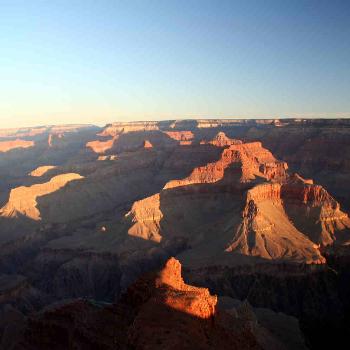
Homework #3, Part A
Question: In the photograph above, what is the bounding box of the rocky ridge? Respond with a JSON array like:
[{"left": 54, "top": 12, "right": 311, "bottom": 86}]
[
  {"left": 0, "top": 139, "right": 34, "bottom": 153},
  {"left": 0, "top": 173, "right": 84, "bottom": 220}
]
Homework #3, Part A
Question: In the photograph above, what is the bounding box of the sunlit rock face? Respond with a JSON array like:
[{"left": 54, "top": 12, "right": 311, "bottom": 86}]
[
  {"left": 126, "top": 136, "right": 349, "bottom": 267},
  {"left": 0, "top": 173, "right": 84, "bottom": 220},
  {"left": 0, "top": 119, "right": 350, "bottom": 349},
  {"left": 86, "top": 136, "right": 117, "bottom": 153},
  {"left": 143, "top": 139, "right": 153, "bottom": 149},
  {"left": 8, "top": 258, "right": 306, "bottom": 349},
  {"left": 29, "top": 166, "right": 57, "bottom": 177},
  {"left": 0, "top": 139, "right": 34, "bottom": 152}
]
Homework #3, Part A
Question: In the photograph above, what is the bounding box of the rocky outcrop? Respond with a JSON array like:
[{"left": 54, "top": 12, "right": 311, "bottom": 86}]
[
  {"left": 8, "top": 258, "right": 306, "bottom": 349},
  {"left": 28, "top": 166, "right": 57, "bottom": 177},
  {"left": 281, "top": 174, "right": 350, "bottom": 246},
  {"left": 0, "top": 173, "right": 84, "bottom": 220},
  {"left": 125, "top": 140, "right": 347, "bottom": 266},
  {"left": 153, "top": 258, "right": 217, "bottom": 318},
  {"left": 126, "top": 194, "right": 163, "bottom": 242},
  {"left": 201, "top": 132, "right": 243, "bottom": 147},
  {"left": 164, "top": 141, "right": 286, "bottom": 189},
  {"left": 164, "top": 130, "right": 194, "bottom": 141},
  {"left": 47, "top": 133, "right": 66, "bottom": 147},
  {"left": 0, "top": 139, "right": 34, "bottom": 152},
  {"left": 1, "top": 119, "right": 350, "bottom": 349},
  {"left": 86, "top": 136, "right": 117, "bottom": 153},
  {"left": 143, "top": 140, "right": 153, "bottom": 149},
  {"left": 97, "top": 154, "right": 117, "bottom": 161},
  {"left": 227, "top": 182, "right": 325, "bottom": 264}
]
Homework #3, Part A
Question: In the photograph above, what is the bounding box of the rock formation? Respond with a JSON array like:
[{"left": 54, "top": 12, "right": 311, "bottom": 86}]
[
  {"left": 126, "top": 138, "right": 349, "bottom": 266},
  {"left": 200, "top": 131, "right": 243, "bottom": 147},
  {"left": 86, "top": 136, "right": 117, "bottom": 153},
  {"left": 0, "top": 119, "right": 350, "bottom": 348},
  {"left": 164, "top": 141, "right": 287, "bottom": 189},
  {"left": 99, "top": 121, "right": 160, "bottom": 136},
  {"left": 227, "top": 182, "right": 326, "bottom": 264},
  {"left": 0, "top": 139, "right": 34, "bottom": 152},
  {"left": 281, "top": 174, "right": 350, "bottom": 246},
  {"left": 8, "top": 258, "right": 306, "bottom": 350},
  {"left": 143, "top": 140, "right": 153, "bottom": 149},
  {"left": 0, "top": 173, "right": 84, "bottom": 220},
  {"left": 29, "top": 166, "right": 57, "bottom": 177},
  {"left": 164, "top": 130, "right": 194, "bottom": 141}
]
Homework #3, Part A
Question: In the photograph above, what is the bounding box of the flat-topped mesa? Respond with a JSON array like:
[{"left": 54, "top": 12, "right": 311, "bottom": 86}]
[
  {"left": 0, "top": 139, "right": 34, "bottom": 152},
  {"left": 98, "top": 121, "right": 160, "bottom": 136},
  {"left": 29, "top": 165, "right": 57, "bottom": 177},
  {"left": 196, "top": 119, "right": 282, "bottom": 128},
  {"left": 0, "top": 126, "right": 47, "bottom": 138},
  {"left": 164, "top": 141, "right": 286, "bottom": 189},
  {"left": 200, "top": 132, "right": 243, "bottom": 147},
  {"left": 281, "top": 174, "right": 350, "bottom": 246},
  {"left": 86, "top": 136, "right": 117, "bottom": 153},
  {"left": 0, "top": 173, "right": 84, "bottom": 220}
]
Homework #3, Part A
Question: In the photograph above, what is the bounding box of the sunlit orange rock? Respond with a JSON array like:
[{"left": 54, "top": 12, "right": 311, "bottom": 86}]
[
  {"left": 143, "top": 140, "right": 153, "bottom": 149},
  {"left": 164, "top": 140, "right": 287, "bottom": 189},
  {"left": 0, "top": 173, "right": 84, "bottom": 220},
  {"left": 86, "top": 136, "right": 117, "bottom": 153},
  {"left": 29, "top": 165, "right": 57, "bottom": 177},
  {"left": 13, "top": 258, "right": 296, "bottom": 349},
  {"left": 0, "top": 139, "right": 34, "bottom": 152}
]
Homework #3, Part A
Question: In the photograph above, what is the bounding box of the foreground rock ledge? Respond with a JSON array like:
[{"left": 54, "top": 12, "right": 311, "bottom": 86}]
[{"left": 9, "top": 258, "right": 306, "bottom": 350}]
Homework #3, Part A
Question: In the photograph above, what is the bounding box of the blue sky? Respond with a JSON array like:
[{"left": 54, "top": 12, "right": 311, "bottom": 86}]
[{"left": 0, "top": 0, "right": 349, "bottom": 127}]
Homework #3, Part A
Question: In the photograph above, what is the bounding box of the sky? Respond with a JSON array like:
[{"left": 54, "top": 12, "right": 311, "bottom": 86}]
[{"left": 0, "top": 0, "right": 349, "bottom": 128}]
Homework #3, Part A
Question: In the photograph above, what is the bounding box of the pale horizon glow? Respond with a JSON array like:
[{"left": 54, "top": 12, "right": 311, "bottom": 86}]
[{"left": 1, "top": 1, "right": 350, "bottom": 128}]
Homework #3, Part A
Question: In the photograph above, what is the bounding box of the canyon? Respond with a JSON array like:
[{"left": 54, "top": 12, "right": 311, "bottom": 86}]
[{"left": 0, "top": 119, "right": 350, "bottom": 349}]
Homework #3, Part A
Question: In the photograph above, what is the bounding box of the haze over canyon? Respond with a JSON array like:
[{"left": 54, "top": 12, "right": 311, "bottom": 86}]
[{"left": 0, "top": 118, "right": 350, "bottom": 349}]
